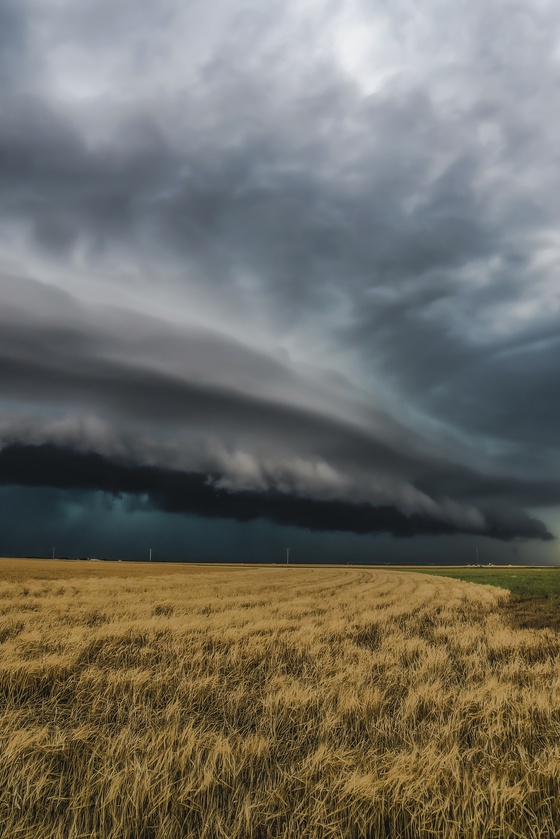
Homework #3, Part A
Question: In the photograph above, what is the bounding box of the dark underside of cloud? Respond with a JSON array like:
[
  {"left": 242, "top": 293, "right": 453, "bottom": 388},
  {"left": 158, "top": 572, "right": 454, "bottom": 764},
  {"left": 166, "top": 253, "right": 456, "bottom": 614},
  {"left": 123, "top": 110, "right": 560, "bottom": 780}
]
[{"left": 0, "top": 444, "right": 552, "bottom": 542}]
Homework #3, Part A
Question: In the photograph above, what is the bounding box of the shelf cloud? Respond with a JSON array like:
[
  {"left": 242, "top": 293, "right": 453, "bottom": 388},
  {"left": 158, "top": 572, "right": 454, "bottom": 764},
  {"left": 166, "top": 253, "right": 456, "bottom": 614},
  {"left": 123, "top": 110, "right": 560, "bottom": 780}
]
[{"left": 1, "top": 0, "right": 559, "bottom": 558}]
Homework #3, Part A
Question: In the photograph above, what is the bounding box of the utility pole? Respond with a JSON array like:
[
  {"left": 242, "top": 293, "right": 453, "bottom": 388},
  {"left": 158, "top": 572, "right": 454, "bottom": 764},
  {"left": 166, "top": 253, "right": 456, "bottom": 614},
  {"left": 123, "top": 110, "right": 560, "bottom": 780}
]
[
  {"left": 149, "top": 548, "right": 152, "bottom": 563},
  {"left": 286, "top": 547, "right": 290, "bottom": 565}
]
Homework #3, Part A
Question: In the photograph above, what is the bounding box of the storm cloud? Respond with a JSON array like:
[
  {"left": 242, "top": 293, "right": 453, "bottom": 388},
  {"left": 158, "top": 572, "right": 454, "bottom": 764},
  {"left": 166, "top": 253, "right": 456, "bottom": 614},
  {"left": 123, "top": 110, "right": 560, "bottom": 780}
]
[
  {"left": 0, "top": 444, "right": 551, "bottom": 542},
  {"left": 1, "top": 0, "right": 559, "bottom": 559}
]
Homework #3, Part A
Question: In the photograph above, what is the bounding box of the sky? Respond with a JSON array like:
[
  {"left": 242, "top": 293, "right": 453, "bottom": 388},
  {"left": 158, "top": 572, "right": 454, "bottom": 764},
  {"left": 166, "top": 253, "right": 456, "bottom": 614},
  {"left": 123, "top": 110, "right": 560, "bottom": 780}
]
[{"left": 1, "top": 0, "right": 560, "bottom": 564}]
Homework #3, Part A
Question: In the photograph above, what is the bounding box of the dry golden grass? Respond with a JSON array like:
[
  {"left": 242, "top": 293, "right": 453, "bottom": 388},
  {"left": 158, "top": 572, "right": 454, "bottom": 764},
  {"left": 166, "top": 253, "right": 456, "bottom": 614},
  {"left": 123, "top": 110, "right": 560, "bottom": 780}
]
[{"left": 0, "top": 558, "right": 559, "bottom": 838}]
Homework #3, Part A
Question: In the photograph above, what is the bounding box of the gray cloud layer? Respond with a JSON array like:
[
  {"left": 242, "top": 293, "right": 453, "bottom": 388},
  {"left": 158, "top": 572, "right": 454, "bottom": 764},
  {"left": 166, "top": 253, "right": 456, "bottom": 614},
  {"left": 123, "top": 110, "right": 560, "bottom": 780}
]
[
  {"left": 0, "top": 273, "right": 553, "bottom": 541},
  {"left": 1, "top": 0, "right": 559, "bottom": 549}
]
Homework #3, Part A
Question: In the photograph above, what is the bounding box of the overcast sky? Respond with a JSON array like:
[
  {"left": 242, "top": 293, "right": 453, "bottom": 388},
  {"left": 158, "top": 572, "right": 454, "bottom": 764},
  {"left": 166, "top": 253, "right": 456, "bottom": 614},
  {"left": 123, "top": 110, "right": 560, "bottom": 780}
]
[{"left": 1, "top": 0, "right": 559, "bottom": 563}]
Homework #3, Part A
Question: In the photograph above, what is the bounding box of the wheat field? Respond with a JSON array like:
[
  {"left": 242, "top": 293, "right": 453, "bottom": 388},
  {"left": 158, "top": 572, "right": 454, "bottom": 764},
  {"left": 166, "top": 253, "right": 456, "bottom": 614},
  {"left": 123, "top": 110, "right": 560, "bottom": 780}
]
[{"left": 0, "top": 559, "right": 559, "bottom": 838}]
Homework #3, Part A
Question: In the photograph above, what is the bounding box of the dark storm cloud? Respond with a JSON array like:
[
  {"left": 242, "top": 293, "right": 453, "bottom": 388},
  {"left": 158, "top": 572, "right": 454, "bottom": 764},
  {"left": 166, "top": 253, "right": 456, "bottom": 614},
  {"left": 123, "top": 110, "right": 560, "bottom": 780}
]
[
  {"left": 2, "top": 271, "right": 555, "bottom": 540},
  {"left": 0, "top": 76, "right": 497, "bottom": 316},
  {"left": 0, "top": 274, "right": 473, "bottom": 534},
  {"left": 1, "top": 0, "right": 560, "bottom": 554},
  {"left": 0, "top": 443, "right": 551, "bottom": 541},
  {"left": 1, "top": 78, "right": 556, "bottom": 467},
  {"left": 0, "top": 273, "right": 415, "bottom": 470}
]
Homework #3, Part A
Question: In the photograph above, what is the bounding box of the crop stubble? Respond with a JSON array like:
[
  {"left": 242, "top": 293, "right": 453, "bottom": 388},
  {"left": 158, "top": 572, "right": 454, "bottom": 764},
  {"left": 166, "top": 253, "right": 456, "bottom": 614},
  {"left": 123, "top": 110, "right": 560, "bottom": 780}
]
[{"left": 0, "top": 559, "right": 558, "bottom": 838}]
